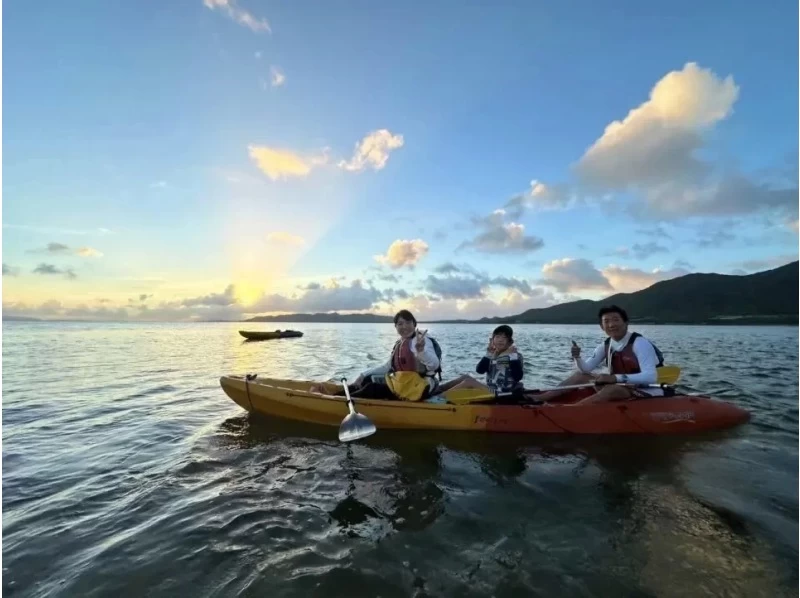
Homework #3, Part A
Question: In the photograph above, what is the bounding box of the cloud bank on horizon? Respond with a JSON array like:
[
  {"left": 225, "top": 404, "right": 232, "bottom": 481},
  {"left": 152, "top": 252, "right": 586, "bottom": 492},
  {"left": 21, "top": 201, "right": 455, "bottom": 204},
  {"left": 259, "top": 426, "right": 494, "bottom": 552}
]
[{"left": 2, "top": 2, "right": 797, "bottom": 321}]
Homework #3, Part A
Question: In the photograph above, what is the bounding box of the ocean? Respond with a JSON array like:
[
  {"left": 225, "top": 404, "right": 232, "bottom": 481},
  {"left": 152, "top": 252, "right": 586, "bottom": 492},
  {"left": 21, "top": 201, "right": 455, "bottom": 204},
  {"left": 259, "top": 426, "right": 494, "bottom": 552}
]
[{"left": 2, "top": 321, "right": 798, "bottom": 597}]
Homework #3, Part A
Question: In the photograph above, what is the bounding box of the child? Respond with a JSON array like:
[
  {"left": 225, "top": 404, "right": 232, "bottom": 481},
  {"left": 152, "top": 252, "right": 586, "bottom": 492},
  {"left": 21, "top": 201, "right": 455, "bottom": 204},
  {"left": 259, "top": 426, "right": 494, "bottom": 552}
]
[{"left": 436, "top": 325, "right": 524, "bottom": 396}]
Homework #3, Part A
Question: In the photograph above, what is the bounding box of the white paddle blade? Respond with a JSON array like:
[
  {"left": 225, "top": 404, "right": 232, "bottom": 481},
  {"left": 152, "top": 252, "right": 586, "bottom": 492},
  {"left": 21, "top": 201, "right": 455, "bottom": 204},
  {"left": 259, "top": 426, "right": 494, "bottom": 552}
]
[{"left": 338, "top": 412, "right": 376, "bottom": 442}]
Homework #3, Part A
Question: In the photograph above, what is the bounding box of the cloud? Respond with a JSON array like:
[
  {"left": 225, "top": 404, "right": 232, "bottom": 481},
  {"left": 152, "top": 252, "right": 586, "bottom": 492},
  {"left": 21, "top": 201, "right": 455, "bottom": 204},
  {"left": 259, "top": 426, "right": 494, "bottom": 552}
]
[
  {"left": 203, "top": 0, "right": 270, "bottom": 33},
  {"left": 399, "top": 287, "right": 558, "bottom": 321},
  {"left": 374, "top": 239, "right": 429, "bottom": 269},
  {"left": 423, "top": 274, "right": 484, "bottom": 299},
  {"left": 182, "top": 284, "right": 237, "bottom": 307},
  {"left": 729, "top": 255, "right": 798, "bottom": 274},
  {"left": 433, "top": 262, "right": 461, "bottom": 275},
  {"left": 601, "top": 264, "right": 691, "bottom": 293},
  {"left": 28, "top": 243, "right": 103, "bottom": 257},
  {"left": 505, "top": 180, "right": 576, "bottom": 216},
  {"left": 270, "top": 66, "right": 285, "bottom": 87},
  {"left": 459, "top": 209, "right": 544, "bottom": 254},
  {"left": 576, "top": 62, "right": 739, "bottom": 192},
  {"left": 266, "top": 231, "right": 305, "bottom": 246},
  {"left": 150, "top": 181, "right": 168, "bottom": 189},
  {"left": 788, "top": 218, "right": 799, "bottom": 234},
  {"left": 3, "top": 263, "right": 19, "bottom": 276},
  {"left": 249, "top": 279, "right": 383, "bottom": 313},
  {"left": 338, "top": 129, "right": 404, "bottom": 172},
  {"left": 32, "top": 263, "right": 77, "bottom": 279},
  {"left": 611, "top": 242, "right": 670, "bottom": 259},
  {"left": 695, "top": 228, "right": 736, "bottom": 248},
  {"left": 46, "top": 242, "right": 70, "bottom": 253},
  {"left": 247, "top": 145, "right": 329, "bottom": 181},
  {"left": 540, "top": 258, "right": 613, "bottom": 292},
  {"left": 76, "top": 247, "right": 103, "bottom": 257}
]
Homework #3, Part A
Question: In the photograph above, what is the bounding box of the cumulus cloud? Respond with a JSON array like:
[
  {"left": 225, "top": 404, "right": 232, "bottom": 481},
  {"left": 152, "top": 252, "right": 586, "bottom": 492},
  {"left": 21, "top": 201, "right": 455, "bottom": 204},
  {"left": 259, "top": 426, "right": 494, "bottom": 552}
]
[
  {"left": 374, "top": 239, "right": 429, "bottom": 269},
  {"left": 338, "top": 129, "right": 405, "bottom": 172},
  {"left": 398, "top": 287, "right": 557, "bottom": 321},
  {"left": 577, "top": 62, "right": 739, "bottom": 192},
  {"left": 247, "top": 145, "right": 329, "bottom": 181},
  {"left": 33, "top": 263, "right": 77, "bottom": 279},
  {"left": 540, "top": 258, "right": 613, "bottom": 292},
  {"left": 3, "top": 263, "right": 19, "bottom": 276},
  {"left": 270, "top": 66, "right": 285, "bottom": 87},
  {"left": 421, "top": 263, "right": 537, "bottom": 305},
  {"left": 203, "top": 0, "right": 271, "bottom": 33},
  {"left": 459, "top": 209, "right": 544, "bottom": 254},
  {"left": 76, "top": 247, "right": 103, "bottom": 257},
  {"left": 266, "top": 231, "right": 305, "bottom": 246}
]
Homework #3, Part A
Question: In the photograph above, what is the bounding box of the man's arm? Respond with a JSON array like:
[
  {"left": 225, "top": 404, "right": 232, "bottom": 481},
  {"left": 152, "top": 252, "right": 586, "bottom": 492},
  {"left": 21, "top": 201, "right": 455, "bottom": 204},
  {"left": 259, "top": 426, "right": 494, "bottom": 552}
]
[
  {"left": 619, "top": 338, "right": 658, "bottom": 385},
  {"left": 576, "top": 344, "right": 606, "bottom": 373}
]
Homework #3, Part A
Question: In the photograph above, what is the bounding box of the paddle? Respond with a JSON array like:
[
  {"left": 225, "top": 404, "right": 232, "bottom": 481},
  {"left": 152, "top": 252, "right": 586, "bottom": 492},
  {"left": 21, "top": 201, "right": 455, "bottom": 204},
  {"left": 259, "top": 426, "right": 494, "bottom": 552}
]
[
  {"left": 338, "top": 377, "right": 377, "bottom": 442},
  {"left": 443, "top": 365, "right": 682, "bottom": 405}
]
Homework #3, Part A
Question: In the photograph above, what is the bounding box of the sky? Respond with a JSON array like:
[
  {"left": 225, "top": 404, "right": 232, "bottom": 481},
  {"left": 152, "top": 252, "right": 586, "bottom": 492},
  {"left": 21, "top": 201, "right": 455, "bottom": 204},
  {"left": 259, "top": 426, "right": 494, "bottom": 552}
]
[{"left": 2, "top": 0, "right": 798, "bottom": 321}]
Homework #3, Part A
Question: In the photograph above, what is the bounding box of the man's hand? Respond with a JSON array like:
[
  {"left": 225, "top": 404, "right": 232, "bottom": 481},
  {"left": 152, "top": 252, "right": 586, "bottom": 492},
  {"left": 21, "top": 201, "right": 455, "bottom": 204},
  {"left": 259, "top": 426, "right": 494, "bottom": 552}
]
[
  {"left": 571, "top": 340, "right": 581, "bottom": 359},
  {"left": 595, "top": 374, "right": 617, "bottom": 385}
]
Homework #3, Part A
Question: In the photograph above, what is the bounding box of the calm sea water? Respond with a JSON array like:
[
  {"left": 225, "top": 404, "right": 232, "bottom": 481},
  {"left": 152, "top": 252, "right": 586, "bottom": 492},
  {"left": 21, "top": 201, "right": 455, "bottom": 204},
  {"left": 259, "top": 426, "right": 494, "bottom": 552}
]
[{"left": 2, "top": 321, "right": 798, "bottom": 597}]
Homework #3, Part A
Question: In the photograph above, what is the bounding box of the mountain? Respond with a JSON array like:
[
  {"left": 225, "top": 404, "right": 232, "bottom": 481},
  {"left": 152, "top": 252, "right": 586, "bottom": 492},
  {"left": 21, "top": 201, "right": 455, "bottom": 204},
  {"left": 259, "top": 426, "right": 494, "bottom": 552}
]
[
  {"left": 2, "top": 315, "right": 42, "bottom": 322},
  {"left": 485, "top": 261, "right": 799, "bottom": 325},
  {"left": 245, "top": 312, "right": 394, "bottom": 323}
]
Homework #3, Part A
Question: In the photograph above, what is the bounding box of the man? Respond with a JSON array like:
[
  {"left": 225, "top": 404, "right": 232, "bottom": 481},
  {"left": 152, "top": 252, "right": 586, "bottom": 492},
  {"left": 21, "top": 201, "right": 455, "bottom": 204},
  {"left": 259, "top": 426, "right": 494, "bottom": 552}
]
[{"left": 538, "top": 305, "right": 664, "bottom": 404}]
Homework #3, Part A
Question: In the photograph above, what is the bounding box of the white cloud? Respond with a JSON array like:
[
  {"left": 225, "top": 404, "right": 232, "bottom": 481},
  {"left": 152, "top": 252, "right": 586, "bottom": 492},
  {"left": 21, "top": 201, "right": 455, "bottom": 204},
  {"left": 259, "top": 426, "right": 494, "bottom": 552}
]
[
  {"left": 338, "top": 129, "right": 405, "bottom": 172},
  {"left": 270, "top": 66, "right": 285, "bottom": 87},
  {"left": 374, "top": 239, "right": 429, "bottom": 269},
  {"left": 540, "top": 258, "right": 613, "bottom": 292},
  {"left": 247, "top": 145, "right": 329, "bottom": 181},
  {"left": 505, "top": 180, "right": 576, "bottom": 215},
  {"left": 203, "top": 0, "right": 271, "bottom": 33},
  {"left": 728, "top": 255, "right": 798, "bottom": 274},
  {"left": 577, "top": 62, "right": 739, "bottom": 191},
  {"left": 150, "top": 181, "right": 168, "bottom": 189},
  {"left": 266, "top": 231, "right": 305, "bottom": 246}
]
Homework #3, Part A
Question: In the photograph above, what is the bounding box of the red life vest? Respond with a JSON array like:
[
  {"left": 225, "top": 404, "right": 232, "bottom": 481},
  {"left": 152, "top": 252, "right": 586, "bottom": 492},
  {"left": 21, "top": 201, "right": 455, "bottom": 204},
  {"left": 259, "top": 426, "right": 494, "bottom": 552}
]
[
  {"left": 391, "top": 338, "right": 423, "bottom": 373},
  {"left": 605, "top": 334, "right": 641, "bottom": 375},
  {"left": 604, "top": 332, "right": 664, "bottom": 374}
]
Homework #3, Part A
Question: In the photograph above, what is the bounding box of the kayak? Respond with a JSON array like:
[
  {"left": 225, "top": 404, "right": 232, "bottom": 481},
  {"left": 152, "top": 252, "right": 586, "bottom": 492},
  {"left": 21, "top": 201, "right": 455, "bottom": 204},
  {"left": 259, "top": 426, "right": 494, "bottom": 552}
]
[
  {"left": 218, "top": 376, "right": 751, "bottom": 435},
  {"left": 239, "top": 329, "right": 303, "bottom": 341}
]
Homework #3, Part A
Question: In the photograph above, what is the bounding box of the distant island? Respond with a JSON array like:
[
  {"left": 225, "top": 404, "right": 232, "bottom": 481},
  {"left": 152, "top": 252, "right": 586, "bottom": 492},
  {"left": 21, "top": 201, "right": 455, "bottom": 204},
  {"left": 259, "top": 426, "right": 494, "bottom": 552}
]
[
  {"left": 243, "top": 261, "right": 799, "bottom": 326},
  {"left": 2, "top": 315, "right": 42, "bottom": 322}
]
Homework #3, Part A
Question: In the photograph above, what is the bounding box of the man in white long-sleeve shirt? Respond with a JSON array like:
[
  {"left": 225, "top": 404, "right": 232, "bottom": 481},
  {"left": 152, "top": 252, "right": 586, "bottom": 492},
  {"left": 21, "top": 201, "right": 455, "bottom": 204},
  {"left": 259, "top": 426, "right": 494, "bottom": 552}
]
[{"left": 539, "top": 305, "right": 664, "bottom": 404}]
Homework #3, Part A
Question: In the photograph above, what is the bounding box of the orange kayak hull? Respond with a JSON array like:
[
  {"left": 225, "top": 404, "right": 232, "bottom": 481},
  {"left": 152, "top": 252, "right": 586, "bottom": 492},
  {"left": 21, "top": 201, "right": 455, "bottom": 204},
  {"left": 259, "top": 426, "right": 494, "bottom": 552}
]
[{"left": 219, "top": 376, "right": 751, "bottom": 436}]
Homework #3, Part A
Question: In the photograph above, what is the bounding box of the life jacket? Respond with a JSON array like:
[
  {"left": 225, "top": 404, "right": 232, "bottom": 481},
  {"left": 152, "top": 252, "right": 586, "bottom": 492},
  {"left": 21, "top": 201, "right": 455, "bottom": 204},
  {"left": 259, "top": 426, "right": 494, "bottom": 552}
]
[
  {"left": 603, "top": 332, "right": 664, "bottom": 375},
  {"left": 389, "top": 334, "right": 444, "bottom": 380}
]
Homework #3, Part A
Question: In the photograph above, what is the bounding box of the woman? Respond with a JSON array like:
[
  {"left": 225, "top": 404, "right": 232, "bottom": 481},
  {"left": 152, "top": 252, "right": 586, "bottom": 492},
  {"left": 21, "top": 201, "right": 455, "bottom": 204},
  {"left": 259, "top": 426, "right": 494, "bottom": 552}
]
[
  {"left": 437, "top": 325, "right": 524, "bottom": 396},
  {"left": 322, "top": 309, "right": 442, "bottom": 400}
]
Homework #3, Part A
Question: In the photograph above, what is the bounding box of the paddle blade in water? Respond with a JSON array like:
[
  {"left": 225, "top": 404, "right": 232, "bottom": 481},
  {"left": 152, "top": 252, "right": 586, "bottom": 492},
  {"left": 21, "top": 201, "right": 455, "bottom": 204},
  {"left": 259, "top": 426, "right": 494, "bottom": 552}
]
[{"left": 338, "top": 412, "right": 377, "bottom": 442}]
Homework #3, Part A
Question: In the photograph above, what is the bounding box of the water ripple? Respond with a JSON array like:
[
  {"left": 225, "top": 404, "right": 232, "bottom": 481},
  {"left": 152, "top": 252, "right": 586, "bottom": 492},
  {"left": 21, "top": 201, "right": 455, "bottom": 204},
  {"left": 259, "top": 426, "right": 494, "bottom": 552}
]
[{"left": 2, "top": 321, "right": 797, "bottom": 597}]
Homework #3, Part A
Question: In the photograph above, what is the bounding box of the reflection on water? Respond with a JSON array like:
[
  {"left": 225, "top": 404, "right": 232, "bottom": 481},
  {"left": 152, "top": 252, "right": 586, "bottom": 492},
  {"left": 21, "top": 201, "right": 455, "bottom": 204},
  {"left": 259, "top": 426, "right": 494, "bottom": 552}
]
[{"left": 2, "top": 321, "right": 798, "bottom": 597}]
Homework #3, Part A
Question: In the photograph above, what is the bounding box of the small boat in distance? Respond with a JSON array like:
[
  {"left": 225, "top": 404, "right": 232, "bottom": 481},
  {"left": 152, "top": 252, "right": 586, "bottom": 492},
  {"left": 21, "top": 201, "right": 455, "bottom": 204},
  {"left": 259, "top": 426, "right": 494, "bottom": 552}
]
[{"left": 238, "top": 330, "right": 304, "bottom": 341}]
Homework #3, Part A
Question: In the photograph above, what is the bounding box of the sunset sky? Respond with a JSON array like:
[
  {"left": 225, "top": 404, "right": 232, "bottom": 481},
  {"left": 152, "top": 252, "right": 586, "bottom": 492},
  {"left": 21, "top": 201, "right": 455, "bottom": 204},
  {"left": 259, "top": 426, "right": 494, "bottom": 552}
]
[{"left": 3, "top": 0, "right": 798, "bottom": 321}]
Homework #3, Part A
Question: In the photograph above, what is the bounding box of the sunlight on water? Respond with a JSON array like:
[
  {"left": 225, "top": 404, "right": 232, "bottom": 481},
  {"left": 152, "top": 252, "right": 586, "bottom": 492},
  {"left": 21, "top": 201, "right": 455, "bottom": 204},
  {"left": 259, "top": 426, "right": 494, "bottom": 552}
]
[{"left": 2, "top": 321, "right": 798, "bottom": 597}]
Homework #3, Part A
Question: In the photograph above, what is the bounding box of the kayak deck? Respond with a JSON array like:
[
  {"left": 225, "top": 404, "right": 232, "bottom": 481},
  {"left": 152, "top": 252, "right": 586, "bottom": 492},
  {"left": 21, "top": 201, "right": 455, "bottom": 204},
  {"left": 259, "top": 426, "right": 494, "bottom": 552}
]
[{"left": 219, "top": 375, "right": 751, "bottom": 436}]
